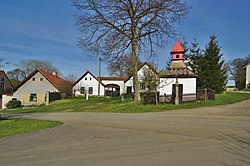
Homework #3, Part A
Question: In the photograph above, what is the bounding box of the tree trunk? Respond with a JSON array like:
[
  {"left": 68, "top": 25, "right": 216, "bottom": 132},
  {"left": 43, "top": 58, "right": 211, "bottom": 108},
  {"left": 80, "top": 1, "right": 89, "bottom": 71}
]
[{"left": 132, "top": 38, "right": 140, "bottom": 102}]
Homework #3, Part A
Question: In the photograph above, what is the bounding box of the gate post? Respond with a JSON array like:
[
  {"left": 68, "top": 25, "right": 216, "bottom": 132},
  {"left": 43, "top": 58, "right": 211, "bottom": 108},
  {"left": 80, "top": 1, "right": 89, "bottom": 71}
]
[
  {"left": 175, "top": 78, "right": 179, "bottom": 105},
  {"left": 46, "top": 91, "right": 50, "bottom": 105}
]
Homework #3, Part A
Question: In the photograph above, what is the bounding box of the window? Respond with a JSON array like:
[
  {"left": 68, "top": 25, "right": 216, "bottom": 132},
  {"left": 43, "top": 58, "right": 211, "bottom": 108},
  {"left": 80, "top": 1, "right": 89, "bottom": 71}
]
[
  {"left": 40, "top": 78, "right": 43, "bottom": 81},
  {"left": 176, "top": 54, "right": 180, "bottom": 58},
  {"left": 140, "top": 83, "right": 145, "bottom": 90},
  {"left": 80, "top": 87, "right": 85, "bottom": 94},
  {"left": 29, "top": 93, "right": 37, "bottom": 102},
  {"left": 1, "top": 78, "right": 4, "bottom": 81},
  {"left": 88, "top": 87, "right": 93, "bottom": 94},
  {"left": 85, "top": 77, "right": 87, "bottom": 80},
  {"left": 90, "top": 77, "right": 92, "bottom": 81},
  {"left": 32, "top": 78, "right": 35, "bottom": 81},
  {"left": 0, "top": 82, "right": 4, "bottom": 88}
]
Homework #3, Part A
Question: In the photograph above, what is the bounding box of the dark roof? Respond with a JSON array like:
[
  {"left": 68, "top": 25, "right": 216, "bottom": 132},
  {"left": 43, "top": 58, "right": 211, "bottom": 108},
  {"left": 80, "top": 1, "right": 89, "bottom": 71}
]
[
  {"left": 13, "top": 69, "right": 72, "bottom": 92},
  {"left": 160, "top": 67, "right": 197, "bottom": 78},
  {"left": 99, "top": 76, "right": 128, "bottom": 81},
  {"left": 243, "top": 63, "right": 250, "bottom": 69},
  {"left": 73, "top": 70, "right": 105, "bottom": 86}
]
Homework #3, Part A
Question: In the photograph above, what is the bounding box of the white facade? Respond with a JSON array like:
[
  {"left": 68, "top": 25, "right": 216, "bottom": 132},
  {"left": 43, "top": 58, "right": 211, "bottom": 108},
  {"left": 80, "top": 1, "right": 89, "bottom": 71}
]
[
  {"left": 125, "top": 64, "right": 153, "bottom": 93},
  {"left": 73, "top": 72, "right": 105, "bottom": 96},
  {"left": 245, "top": 63, "right": 250, "bottom": 88},
  {"left": 1, "top": 95, "right": 16, "bottom": 109},
  {"left": 159, "top": 77, "right": 196, "bottom": 96},
  {"left": 101, "top": 80, "right": 126, "bottom": 95}
]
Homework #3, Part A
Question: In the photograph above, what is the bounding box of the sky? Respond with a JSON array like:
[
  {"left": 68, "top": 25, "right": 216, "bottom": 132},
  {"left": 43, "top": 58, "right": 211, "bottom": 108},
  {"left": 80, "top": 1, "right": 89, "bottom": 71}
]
[{"left": 1, "top": 0, "right": 250, "bottom": 82}]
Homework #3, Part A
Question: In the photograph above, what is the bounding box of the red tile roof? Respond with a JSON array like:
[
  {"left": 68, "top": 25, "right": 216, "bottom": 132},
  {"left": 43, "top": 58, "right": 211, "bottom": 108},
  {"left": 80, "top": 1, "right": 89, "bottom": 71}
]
[
  {"left": 170, "top": 41, "right": 184, "bottom": 53},
  {"left": 13, "top": 69, "right": 72, "bottom": 92}
]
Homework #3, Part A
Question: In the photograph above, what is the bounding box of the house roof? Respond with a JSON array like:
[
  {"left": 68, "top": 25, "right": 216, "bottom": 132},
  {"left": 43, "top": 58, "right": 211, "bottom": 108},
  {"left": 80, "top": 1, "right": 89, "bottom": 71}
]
[
  {"left": 0, "top": 70, "right": 14, "bottom": 90},
  {"left": 243, "top": 63, "right": 250, "bottom": 69},
  {"left": 124, "top": 62, "right": 158, "bottom": 82},
  {"left": 160, "top": 67, "right": 197, "bottom": 78},
  {"left": 99, "top": 76, "right": 128, "bottom": 81},
  {"left": 170, "top": 41, "right": 184, "bottom": 53},
  {"left": 73, "top": 70, "right": 105, "bottom": 86},
  {"left": 13, "top": 68, "right": 72, "bottom": 92}
]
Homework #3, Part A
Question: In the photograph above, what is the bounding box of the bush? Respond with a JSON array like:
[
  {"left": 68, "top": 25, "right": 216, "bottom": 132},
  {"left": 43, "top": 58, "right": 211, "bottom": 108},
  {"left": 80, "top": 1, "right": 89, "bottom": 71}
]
[{"left": 6, "top": 100, "right": 22, "bottom": 109}]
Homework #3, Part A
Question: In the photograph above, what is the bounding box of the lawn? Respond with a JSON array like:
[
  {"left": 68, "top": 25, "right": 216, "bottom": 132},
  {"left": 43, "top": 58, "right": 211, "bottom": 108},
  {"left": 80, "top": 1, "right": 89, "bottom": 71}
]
[
  {"left": 0, "top": 119, "right": 63, "bottom": 138},
  {"left": 1, "top": 92, "right": 250, "bottom": 114}
]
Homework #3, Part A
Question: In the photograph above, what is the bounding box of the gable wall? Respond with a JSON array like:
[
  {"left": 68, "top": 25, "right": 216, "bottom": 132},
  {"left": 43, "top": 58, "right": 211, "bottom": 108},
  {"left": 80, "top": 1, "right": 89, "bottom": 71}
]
[
  {"left": 246, "top": 65, "right": 250, "bottom": 88},
  {"left": 13, "top": 72, "right": 58, "bottom": 105},
  {"left": 125, "top": 65, "right": 156, "bottom": 93},
  {"left": 73, "top": 73, "right": 104, "bottom": 96},
  {"left": 0, "top": 72, "right": 13, "bottom": 93}
]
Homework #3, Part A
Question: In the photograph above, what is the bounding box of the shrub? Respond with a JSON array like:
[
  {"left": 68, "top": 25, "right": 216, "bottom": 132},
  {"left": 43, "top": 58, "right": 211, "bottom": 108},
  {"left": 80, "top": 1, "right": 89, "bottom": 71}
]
[{"left": 6, "top": 100, "right": 22, "bottom": 109}]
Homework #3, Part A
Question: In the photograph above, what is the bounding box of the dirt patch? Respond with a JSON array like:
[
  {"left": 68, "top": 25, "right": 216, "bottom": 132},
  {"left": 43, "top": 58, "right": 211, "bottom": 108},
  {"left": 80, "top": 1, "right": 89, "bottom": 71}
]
[{"left": 177, "top": 99, "right": 250, "bottom": 116}]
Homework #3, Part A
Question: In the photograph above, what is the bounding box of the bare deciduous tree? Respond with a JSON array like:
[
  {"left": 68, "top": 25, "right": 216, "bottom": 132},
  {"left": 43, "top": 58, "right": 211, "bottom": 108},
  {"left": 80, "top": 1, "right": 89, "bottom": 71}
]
[
  {"left": 64, "top": 72, "right": 78, "bottom": 82},
  {"left": 0, "top": 58, "right": 10, "bottom": 69},
  {"left": 227, "top": 55, "right": 250, "bottom": 89},
  {"left": 15, "top": 59, "right": 60, "bottom": 77},
  {"left": 72, "top": 0, "right": 189, "bottom": 102}
]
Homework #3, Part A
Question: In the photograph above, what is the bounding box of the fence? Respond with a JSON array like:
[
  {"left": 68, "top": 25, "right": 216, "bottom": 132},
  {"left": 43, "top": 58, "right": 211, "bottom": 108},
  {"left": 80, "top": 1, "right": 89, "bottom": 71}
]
[
  {"left": 196, "top": 88, "right": 215, "bottom": 101},
  {"left": 46, "top": 92, "right": 62, "bottom": 105}
]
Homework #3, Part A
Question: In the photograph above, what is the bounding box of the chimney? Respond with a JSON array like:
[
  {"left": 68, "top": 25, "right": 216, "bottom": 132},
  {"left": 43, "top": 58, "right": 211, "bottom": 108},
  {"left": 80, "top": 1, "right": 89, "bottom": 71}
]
[{"left": 52, "top": 71, "right": 57, "bottom": 76}]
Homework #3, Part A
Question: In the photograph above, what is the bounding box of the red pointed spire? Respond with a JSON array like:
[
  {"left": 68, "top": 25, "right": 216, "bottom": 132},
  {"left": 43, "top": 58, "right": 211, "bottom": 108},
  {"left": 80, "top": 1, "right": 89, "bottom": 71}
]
[{"left": 170, "top": 41, "right": 184, "bottom": 53}]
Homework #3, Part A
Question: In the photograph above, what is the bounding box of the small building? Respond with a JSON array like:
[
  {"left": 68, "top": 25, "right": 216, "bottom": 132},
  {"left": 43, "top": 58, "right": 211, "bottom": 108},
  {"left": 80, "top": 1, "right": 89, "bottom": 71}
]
[
  {"left": 244, "top": 63, "right": 250, "bottom": 89},
  {"left": 13, "top": 69, "right": 72, "bottom": 106},
  {"left": 0, "top": 70, "right": 14, "bottom": 109},
  {"left": 159, "top": 41, "right": 197, "bottom": 102},
  {"left": 73, "top": 70, "right": 105, "bottom": 96}
]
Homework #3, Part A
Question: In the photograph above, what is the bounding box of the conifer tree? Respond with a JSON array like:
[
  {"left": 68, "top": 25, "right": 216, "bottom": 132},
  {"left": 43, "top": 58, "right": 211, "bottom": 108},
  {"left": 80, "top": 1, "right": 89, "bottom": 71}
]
[
  {"left": 188, "top": 39, "right": 203, "bottom": 73},
  {"left": 197, "top": 34, "right": 227, "bottom": 93}
]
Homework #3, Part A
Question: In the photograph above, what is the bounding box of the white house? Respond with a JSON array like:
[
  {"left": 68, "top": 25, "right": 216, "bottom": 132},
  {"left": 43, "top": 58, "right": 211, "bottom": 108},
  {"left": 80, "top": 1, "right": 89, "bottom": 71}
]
[
  {"left": 159, "top": 41, "right": 197, "bottom": 102},
  {"left": 73, "top": 70, "right": 105, "bottom": 96},
  {"left": 244, "top": 63, "right": 250, "bottom": 89},
  {"left": 125, "top": 62, "right": 158, "bottom": 94}
]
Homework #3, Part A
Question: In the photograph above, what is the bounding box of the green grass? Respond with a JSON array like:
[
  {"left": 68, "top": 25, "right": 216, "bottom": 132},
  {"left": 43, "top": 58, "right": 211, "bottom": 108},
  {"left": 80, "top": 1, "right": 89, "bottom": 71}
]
[
  {"left": 0, "top": 119, "right": 63, "bottom": 138},
  {"left": 1, "top": 92, "right": 250, "bottom": 114}
]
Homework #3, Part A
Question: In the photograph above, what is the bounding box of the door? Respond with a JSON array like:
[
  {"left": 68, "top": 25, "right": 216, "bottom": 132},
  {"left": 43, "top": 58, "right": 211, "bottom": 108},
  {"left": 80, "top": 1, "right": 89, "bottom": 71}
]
[
  {"left": 127, "top": 86, "right": 132, "bottom": 94},
  {"left": 0, "top": 94, "right": 2, "bottom": 109}
]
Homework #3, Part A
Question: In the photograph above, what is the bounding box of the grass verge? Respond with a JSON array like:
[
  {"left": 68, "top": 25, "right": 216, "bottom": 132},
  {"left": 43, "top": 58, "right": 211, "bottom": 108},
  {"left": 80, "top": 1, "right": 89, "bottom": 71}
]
[
  {"left": 0, "top": 119, "right": 63, "bottom": 138},
  {"left": 1, "top": 92, "right": 250, "bottom": 113}
]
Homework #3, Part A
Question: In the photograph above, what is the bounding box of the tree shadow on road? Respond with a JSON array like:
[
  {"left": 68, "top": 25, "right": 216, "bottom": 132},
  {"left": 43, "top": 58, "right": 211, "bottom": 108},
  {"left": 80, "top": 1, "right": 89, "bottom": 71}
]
[{"left": 217, "top": 129, "right": 250, "bottom": 166}]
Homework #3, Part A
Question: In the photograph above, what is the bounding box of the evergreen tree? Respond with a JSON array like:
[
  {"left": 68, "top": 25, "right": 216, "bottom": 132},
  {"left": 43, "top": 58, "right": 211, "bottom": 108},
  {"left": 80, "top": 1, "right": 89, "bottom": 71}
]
[
  {"left": 197, "top": 34, "right": 227, "bottom": 93},
  {"left": 188, "top": 39, "right": 203, "bottom": 73},
  {"left": 180, "top": 41, "right": 189, "bottom": 60}
]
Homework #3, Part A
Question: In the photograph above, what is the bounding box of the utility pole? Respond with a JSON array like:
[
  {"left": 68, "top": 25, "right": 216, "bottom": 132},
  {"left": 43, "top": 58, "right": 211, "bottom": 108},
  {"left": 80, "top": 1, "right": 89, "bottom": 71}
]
[{"left": 98, "top": 57, "right": 101, "bottom": 97}]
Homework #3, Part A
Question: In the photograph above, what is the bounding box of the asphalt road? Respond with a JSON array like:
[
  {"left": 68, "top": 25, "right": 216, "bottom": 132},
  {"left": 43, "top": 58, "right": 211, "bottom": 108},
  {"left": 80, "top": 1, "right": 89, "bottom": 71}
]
[{"left": 0, "top": 100, "right": 250, "bottom": 166}]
